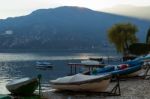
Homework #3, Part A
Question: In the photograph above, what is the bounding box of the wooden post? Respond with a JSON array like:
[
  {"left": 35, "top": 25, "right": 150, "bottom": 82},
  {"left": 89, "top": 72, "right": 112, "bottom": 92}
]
[
  {"left": 75, "top": 65, "right": 77, "bottom": 74},
  {"left": 38, "top": 74, "right": 42, "bottom": 96},
  {"left": 70, "top": 65, "right": 73, "bottom": 75}
]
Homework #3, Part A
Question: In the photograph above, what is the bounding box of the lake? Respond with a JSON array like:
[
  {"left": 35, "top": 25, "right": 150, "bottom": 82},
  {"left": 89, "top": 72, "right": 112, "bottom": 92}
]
[{"left": 0, "top": 50, "right": 120, "bottom": 94}]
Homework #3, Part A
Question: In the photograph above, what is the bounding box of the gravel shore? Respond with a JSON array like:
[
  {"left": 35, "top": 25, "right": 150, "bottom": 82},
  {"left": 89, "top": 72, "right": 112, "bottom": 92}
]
[{"left": 42, "top": 77, "right": 150, "bottom": 99}]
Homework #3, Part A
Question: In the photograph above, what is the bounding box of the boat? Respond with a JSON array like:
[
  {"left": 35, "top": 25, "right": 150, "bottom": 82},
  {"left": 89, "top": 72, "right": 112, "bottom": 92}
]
[
  {"left": 92, "top": 62, "right": 143, "bottom": 77},
  {"left": 89, "top": 58, "right": 104, "bottom": 63},
  {"left": 36, "top": 61, "right": 53, "bottom": 69},
  {"left": 6, "top": 77, "right": 39, "bottom": 95},
  {"left": 81, "top": 60, "right": 104, "bottom": 65},
  {"left": 79, "top": 60, "right": 105, "bottom": 74},
  {"left": 50, "top": 73, "right": 111, "bottom": 92},
  {"left": 81, "top": 60, "right": 99, "bottom": 65},
  {"left": 112, "top": 64, "right": 143, "bottom": 77}
]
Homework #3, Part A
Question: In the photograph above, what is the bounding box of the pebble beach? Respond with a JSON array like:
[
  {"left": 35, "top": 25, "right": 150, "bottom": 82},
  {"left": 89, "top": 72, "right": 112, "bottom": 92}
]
[{"left": 42, "top": 74, "right": 150, "bottom": 99}]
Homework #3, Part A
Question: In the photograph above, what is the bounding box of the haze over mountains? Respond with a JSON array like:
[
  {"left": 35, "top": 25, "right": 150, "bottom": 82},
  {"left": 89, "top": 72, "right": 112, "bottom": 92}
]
[
  {"left": 0, "top": 6, "right": 149, "bottom": 50},
  {"left": 102, "top": 5, "right": 150, "bottom": 20}
]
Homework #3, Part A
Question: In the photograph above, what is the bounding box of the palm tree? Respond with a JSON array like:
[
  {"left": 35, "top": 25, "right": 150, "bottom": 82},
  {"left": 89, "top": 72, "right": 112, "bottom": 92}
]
[{"left": 108, "top": 23, "right": 138, "bottom": 55}]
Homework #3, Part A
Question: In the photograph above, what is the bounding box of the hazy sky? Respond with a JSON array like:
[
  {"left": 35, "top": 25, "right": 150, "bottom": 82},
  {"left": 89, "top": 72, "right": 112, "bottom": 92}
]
[{"left": 0, "top": 0, "right": 150, "bottom": 19}]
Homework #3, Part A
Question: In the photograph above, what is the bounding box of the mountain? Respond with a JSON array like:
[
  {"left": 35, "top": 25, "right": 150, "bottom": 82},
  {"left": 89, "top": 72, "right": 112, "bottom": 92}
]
[
  {"left": 102, "top": 5, "right": 150, "bottom": 20},
  {"left": 0, "top": 6, "right": 149, "bottom": 50}
]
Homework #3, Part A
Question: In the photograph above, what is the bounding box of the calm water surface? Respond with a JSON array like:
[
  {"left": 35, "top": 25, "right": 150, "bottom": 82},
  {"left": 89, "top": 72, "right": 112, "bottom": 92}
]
[{"left": 0, "top": 50, "right": 120, "bottom": 94}]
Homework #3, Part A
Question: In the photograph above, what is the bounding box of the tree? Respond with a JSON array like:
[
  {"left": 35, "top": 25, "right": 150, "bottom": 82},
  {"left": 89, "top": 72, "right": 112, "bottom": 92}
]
[
  {"left": 146, "top": 28, "right": 150, "bottom": 44},
  {"left": 108, "top": 23, "right": 138, "bottom": 55}
]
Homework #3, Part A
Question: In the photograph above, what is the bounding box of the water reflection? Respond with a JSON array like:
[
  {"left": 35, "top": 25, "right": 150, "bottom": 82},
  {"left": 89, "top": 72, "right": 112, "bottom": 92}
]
[
  {"left": 0, "top": 51, "right": 119, "bottom": 62},
  {"left": 0, "top": 60, "right": 71, "bottom": 94},
  {"left": 0, "top": 62, "right": 25, "bottom": 94},
  {"left": 0, "top": 77, "right": 10, "bottom": 94}
]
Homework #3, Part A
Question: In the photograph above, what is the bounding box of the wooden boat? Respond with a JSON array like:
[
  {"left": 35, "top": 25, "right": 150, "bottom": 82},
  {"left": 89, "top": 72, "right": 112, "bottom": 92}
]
[
  {"left": 6, "top": 77, "right": 39, "bottom": 95},
  {"left": 36, "top": 61, "right": 53, "bottom": 69},
  {"left": 50, "top": 73, "right": 111, "bottom": 92}
]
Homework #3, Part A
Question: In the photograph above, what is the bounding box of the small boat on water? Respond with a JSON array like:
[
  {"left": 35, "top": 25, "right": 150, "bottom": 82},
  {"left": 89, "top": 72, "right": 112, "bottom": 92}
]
[
  {"left": 89, "top": 57, "right": 104, "bottom": 63},
  {"left": 50, "top": 73, "right": 111, "bottom": 92},
  {"left": 6, "top": 77, "right": 39, "bottom": 95},
  {"left": 79, "top": 60, "right": 105, "bottom": 73},
  {"left": 81, "top": 60, "right": 102, "bottom": 65},
  {"left": 36, "top": 61, "right": 53, "bottom": 69}
]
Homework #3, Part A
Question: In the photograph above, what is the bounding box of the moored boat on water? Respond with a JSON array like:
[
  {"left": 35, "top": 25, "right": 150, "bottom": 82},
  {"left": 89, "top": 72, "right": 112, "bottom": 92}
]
[
  {"left": 81, "top": 60, "right": 103, "bottom": 65},
  {"left": 89, "top": 57, "right": 105, "bottom": 63},
  {"left": 6, "top": 77, "right": 39, "bottom": 95},
  {"left": 50, "top": 73, "right": 111, "bottom": 92},
  {"left": 36, "top": 61, "right": 53, "bottom": 69}
]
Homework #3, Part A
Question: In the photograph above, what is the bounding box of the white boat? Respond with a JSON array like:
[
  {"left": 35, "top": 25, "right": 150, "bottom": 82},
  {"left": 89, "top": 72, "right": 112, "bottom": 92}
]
[
  {"left": 6, "top": 77, "right": 39, "bottom": 95},
  {"left": 80, "top": 60, "right": 105, "bottom": 72},
  {"left": 81, "top": 60, "right": 101, "bottom": 65},
  {"left": 89, "top": 58, "right": 104, "bottom": 63},
  {"left": 50, "top": 73, "right": 111, "bottom": 92},
  {"left": 36, "top": 61, "right": 53, "bottom": 68}
]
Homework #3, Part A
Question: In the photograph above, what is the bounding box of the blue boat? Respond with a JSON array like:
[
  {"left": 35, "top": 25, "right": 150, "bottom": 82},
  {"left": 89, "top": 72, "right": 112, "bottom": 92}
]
[{"left": 91, "top": 60, "right": 144, "bottom": 77}]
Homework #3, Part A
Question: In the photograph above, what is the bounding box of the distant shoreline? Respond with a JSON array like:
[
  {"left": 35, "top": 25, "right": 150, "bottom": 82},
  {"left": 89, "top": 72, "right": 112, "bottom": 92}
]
[{"left": 0, "top": 48, "right": 116, "bottom": 53}]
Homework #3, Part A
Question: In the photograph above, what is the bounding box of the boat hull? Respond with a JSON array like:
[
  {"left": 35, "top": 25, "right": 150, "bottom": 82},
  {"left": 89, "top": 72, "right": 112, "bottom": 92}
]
[
  {"left": 6, "top": 78, "right": 38, "bottom": 95},
  {"left": 51, "top": 79, "right": 110, "bottom": 92},
  {"left": 36, "top": 65, "right": 53, "bottom": 69},
  {"left": 120, "top": 69, "right": 143, "bottom": 77},
  {"left": 113, "top": 65, "right": 141, "bottom": 76},
  {"left": 50, "top": 74, "right": 111, "bottom": 92},
  {"left": 94, "top": 64, "right": 143, "bottom": 77},
  {"left": 36, "top": 61, "right": 53, "bottom": 69}
]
